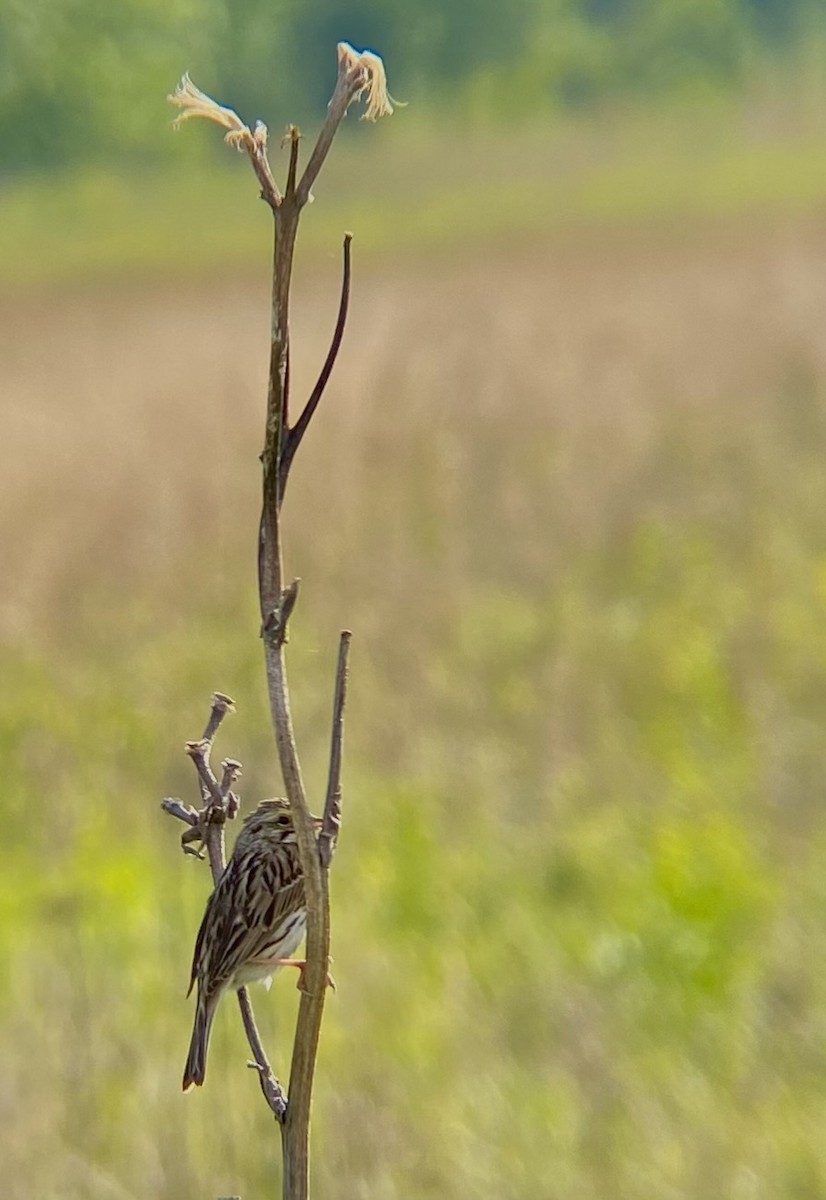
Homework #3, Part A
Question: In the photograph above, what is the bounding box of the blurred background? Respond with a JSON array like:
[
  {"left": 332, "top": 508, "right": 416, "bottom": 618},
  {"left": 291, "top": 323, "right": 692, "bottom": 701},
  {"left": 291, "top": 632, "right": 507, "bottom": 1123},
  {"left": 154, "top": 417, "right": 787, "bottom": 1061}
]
[{"left": 3, "top": 1, "right": 826, "bottom": 1197}]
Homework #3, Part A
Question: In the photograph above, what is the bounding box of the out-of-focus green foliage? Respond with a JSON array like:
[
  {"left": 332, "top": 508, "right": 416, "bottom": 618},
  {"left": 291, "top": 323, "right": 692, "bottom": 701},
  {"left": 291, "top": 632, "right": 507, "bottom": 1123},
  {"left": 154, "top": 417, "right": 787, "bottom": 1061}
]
[
  {"left": 0, "top": 0, "right": 214, "bottom": 169},
  {"left": 3, "top": 389, "right": 826, "bottom": 1195},
  {"left": 1, "top": 0, "right": 825, "bottom": 171},
  {"left": 3, "top": 210, "right": 826, "bottom": 1192},
  {"left": 5, "top": 110, "right": 826, "bottom": 286}
]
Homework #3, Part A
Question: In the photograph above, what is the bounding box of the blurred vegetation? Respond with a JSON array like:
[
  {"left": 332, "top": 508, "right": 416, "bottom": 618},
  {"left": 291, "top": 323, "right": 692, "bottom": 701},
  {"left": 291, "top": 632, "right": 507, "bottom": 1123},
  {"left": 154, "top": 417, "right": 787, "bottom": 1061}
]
[
  {"left": 3, "top": 1, "right": 826, "bottom": 1197},
  {"left": 5, "top": 109, "right": 826, "bottom": 287},
  {"left": 1, "top": 0, "right": 826, "bottom": 173},
  {"left": 2, "top": 0, "right": 826, "bottom": 288},
  {"left": 4, "top": 204, "right": 826, "bottom": 1192}
]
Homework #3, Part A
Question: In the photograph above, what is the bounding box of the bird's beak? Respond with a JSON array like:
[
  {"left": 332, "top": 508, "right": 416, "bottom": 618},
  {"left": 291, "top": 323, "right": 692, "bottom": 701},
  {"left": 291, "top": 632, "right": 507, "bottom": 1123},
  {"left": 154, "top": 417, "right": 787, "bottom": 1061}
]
[{"left": 312, "top": 815, "right": 324, "bottom": 830}]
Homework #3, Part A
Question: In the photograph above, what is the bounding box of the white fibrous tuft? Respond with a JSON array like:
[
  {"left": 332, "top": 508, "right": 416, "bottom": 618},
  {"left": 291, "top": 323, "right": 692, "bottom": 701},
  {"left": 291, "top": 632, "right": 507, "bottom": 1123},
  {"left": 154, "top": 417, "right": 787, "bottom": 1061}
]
[
  {"left": 167, "top": 74, "right": 254, "bottom": 151},
  {"left": 337, "top": 43, "right": 403, "bottom": 122}
]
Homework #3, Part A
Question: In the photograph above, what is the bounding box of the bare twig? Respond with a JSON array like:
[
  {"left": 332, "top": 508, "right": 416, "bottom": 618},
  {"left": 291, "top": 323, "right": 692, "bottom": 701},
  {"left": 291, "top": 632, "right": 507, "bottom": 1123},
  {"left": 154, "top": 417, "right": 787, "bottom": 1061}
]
[
  {"left": 319, "top": 632, "right": 352, "bottom": 869},
  {"left": 248, "top": 132, "right": 282, "bottom": 210},
  {"left": 185, "top": 740, "right": 224, "bottom": 804},
  {"left": 238, "top": 988, "right": 288, "bottom": 1121},
  {"left": 285, "top": 125, "right": 301, "bottom": 200},
  {"left": 295, "top": 57, "right": 367, "bottom": 208},
  {"left": 280, "top": 234, "right": 353, "bottom": 498},
  {"left": 186, "top": 691, "right": 236, "bottom": 807},
  {"left": 262, "top": 578, "right": 301, "bottom": 646},
  {"left": 219, "top": 757, "right": 241, "bottom": 788},
  {"left": 161, "top": 798, "right": 198, "bottom": 827},
  {"left": 203, "top": 691, "right": 236, "bottom": 742},
  {"left": 164, "top": 692, "right": 239, "bottom": 857},
  {"left": 294, "top": 42, "right": 396, "bottom": 207}
]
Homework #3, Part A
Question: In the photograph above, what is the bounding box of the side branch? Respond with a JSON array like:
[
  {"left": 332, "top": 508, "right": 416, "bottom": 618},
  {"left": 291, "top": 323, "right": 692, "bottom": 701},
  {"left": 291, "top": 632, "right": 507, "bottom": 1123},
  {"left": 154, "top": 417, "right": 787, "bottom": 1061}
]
[
  {"left": 295, "top": 42, "right": 396, "bottom": 208},
  {"left": 203, "top": 691, "right": 236, "bottom": 742},
  {"left": 279, "top": 234, "right": 353, "bottom": 497},
  {"left": 285, "top": 125, "right": 301, "bottom": 199},
  {"left": 295, "top": 61, "right": 366, "bottom": 207},
  {"left": 247, "top": 130, "right": 282, "bottom": 210},
  {"left": 319, "top": 632, "right": 352, "bottom": 868},
  {"left": 238, "top": 988, "right": 288, "bottom": 1120},
  {"left": 262, "top": 579, "right": 301, "bottom": 646}
]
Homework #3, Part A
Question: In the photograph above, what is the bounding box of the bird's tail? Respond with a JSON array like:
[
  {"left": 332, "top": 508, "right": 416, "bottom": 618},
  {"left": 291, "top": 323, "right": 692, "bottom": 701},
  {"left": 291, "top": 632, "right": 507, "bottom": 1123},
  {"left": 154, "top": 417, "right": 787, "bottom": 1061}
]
[{"left": 182, "top": 991, "right": 216, "bottom": 1091}]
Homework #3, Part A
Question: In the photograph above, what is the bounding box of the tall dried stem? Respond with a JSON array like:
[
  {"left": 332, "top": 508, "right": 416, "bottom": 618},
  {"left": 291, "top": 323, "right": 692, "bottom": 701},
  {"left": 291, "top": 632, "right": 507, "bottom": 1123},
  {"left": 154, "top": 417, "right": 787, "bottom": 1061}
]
[{"left": 166, "top": 42, "right": 393, "bottom": 1200}]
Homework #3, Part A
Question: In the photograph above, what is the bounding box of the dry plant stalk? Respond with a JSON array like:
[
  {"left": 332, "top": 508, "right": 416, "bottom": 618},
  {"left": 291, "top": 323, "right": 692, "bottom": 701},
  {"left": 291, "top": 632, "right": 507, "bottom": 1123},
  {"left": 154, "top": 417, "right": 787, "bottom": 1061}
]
[{"left": 162, "top": 42, "right": 394, "bottom": 1200}]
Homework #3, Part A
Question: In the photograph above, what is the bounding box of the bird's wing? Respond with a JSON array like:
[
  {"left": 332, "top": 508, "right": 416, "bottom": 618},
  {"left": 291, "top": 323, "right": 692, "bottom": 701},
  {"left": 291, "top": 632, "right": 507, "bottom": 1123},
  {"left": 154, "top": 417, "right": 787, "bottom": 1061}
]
[
  {"left": 187, "top": 877, "right": 222, "bottom": 997},
  {"left": 192, "top": 847, "right": 305, "bottom": 997}
]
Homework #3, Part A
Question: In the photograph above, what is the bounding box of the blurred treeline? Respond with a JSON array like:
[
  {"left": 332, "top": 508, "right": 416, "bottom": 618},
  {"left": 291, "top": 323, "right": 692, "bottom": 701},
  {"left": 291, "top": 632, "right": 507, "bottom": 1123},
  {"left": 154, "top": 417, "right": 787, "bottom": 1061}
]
[{"left": 2, "top": 0, "right": 825, "bottom": 172}]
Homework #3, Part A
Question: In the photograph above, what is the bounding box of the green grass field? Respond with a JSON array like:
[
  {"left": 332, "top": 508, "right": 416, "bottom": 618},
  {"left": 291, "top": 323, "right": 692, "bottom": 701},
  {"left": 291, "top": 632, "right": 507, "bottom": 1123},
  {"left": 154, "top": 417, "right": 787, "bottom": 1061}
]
[
  {"left": 4, "top": 103, "right": 826, "bottom": 287},
  {"left": 2, "top": 112, "right": 826, "bottom": 1198}
]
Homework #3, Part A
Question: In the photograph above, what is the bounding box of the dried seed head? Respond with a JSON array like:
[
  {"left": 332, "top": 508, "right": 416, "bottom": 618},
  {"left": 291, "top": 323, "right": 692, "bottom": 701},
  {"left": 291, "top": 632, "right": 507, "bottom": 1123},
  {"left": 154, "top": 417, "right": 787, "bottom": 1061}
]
[
  {"left": 167, "top": 74, "right": 254, "bottom": 151},
  {"left": 337, "top": 42, "right": 401, "bottom": 122}
]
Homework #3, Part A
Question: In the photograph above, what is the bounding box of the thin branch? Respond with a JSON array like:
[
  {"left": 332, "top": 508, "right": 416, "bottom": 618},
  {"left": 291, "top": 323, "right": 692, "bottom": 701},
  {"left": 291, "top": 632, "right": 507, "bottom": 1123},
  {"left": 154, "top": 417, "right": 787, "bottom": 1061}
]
[
  {"left": 186, "top": 738, "right": 225, "bottom": 801},
  {"left": 238, "top": 987, "right": 288, "bottom": 1121},
  {"left": 191, "top": 692, "right": 236, "bottom": 805},
  {"left": 285, "top": 126, "right": 301, "bottom": 199},
  {"left": 203, "top": 691, "right": 236, "bottom": 743},
  {"left": 278, "top": 125, "right": 301, "bottom": 434},
  {"left": 185, "top": 745, "right": 228, "bottom": 889},
  {"left": 262, "top": 578, "right": 301, "bottom": 646},
  {"left": 161, "top": 798, "right": 199, "bottom": 827},
  {"left": 319, "top": 632, "right": 352, "bottom": 869},
  {"left": 295, "top": 42, "right": 396, "bottom": 208},
  {"left": 219, "top": 758, "right": 243, "bottom": 818},
  {"left": 279, "top": 234, "right": 353, "bottom": 498},
  {"left": 295, "top": 60, "right": 366, "bottom": 208},
  {"left": 259, "top": 207, "right": 295, "bottom": 614},
  {"left": 249, "top": 133, "right": 282, "bottom": 210}
]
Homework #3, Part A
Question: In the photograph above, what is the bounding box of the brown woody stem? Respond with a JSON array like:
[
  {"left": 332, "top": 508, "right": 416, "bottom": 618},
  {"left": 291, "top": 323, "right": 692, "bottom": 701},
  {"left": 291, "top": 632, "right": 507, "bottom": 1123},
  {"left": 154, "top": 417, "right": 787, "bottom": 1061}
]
[
  {"left": 319, "top": 632, "right": 351, "bottom": 869},
  {"left": 280, "top": 234, "right": 353, "bottom": 498},
  {"left": 257, "top": 48, "right": 365, "bottom": 1200}
]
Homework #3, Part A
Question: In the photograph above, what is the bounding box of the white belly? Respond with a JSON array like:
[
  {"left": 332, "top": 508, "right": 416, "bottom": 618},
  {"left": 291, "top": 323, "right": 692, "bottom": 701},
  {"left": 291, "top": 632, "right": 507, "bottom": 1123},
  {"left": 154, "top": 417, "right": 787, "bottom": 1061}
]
[{"left": 231, "top": 911, "right": 307, "bottom": 989}]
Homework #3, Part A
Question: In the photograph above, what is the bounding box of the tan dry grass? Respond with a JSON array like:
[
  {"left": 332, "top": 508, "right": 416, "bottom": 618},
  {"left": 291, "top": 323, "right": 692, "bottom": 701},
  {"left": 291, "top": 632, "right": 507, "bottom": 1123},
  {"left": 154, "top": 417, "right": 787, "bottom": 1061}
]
[
  {"left": 2, "top": 216, "right": 826, "bottom": 644},
  {"left": 3, "top": 217, "right": 826, "bottom": 1198}
]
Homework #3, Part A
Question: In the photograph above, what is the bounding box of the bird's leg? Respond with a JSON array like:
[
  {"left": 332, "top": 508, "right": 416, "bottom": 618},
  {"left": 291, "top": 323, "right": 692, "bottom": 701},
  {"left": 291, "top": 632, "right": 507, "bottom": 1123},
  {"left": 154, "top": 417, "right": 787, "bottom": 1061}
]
[
  {"left": 248, "top": 956, "right": 336, "bottom": 992},
  {"left": 276, "top": 958, "right": 337, "bottom": 993}
]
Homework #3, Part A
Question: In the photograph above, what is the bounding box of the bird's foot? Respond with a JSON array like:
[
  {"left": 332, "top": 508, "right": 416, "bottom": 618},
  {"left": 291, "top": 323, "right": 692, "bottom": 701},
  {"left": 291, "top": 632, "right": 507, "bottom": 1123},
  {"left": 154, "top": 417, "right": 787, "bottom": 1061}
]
[{"left": 275, "top": 958, "right": 336, "bottom": 994}]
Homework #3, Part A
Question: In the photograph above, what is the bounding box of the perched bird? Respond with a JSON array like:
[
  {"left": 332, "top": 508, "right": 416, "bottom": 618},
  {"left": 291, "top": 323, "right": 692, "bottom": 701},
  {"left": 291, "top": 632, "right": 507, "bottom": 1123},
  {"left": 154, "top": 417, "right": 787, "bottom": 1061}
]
[{"left": 182, "top": 798, "right": 317, "bottom": 1091}]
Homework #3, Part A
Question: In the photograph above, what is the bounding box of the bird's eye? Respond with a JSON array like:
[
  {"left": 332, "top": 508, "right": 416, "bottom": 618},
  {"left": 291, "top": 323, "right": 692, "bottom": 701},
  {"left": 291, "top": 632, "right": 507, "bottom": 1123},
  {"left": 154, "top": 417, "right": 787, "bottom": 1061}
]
[{"left": 277, "top": 814, "right": 290, "bottom": 825}]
